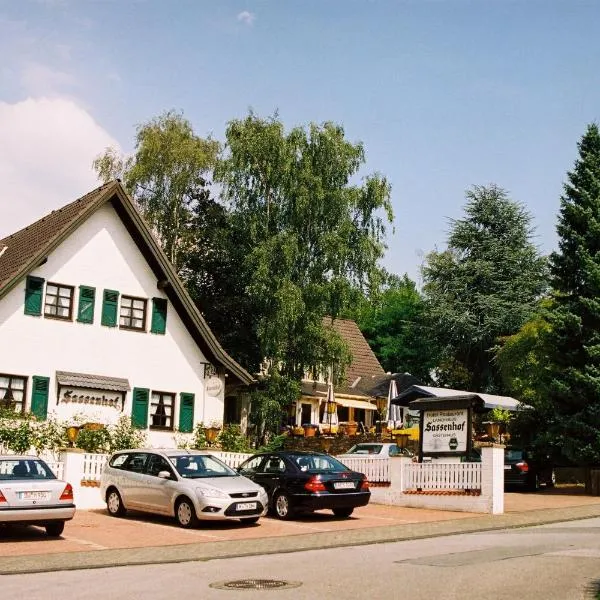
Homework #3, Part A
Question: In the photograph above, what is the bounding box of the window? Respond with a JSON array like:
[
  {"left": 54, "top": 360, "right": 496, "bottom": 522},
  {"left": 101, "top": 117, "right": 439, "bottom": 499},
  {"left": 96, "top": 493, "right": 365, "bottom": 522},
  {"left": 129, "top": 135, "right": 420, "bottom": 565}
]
[
  {"left": 146, "top": 454, "right": 175, "bottom": 478},
  {"left": 150, "top": 391, "right": 174, "bottom": 430},
  {"left": 0, "top": 374, "right": 27, "bottom": 413},
  {"left": 0, "top": 458, "right": 56, "bottom": 480},
  {"left": 120, "top": 296, "right": 147, "bottom": 330},
  {"left": 122, "top": 453, "right": 148, "bottom": 473},
  {"left": 44, "top": 283, "right": 74, "bottom": 320},
  {"left": 109, "top": 453, "right": 128, "bottom": 469},
  {"left": 238, "top": 455, "right": 266, "bottom": 476}
]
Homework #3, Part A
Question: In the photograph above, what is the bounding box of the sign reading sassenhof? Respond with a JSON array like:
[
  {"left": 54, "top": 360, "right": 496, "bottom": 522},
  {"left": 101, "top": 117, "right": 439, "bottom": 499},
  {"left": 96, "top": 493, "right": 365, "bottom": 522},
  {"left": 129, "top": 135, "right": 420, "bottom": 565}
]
[{"left": 421, "top": 409, "right": 469, "bottom": 454}]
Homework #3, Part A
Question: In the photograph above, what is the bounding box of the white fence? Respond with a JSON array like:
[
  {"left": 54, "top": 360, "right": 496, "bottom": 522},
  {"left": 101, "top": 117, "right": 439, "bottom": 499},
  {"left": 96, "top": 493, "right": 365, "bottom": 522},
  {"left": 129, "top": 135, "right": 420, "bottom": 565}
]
[
  {"left": 404, "top": 462, "right": 481, "bottom": 491},
  {"left": 336, "top": 457, "right": 391, "bottom": 483},
  {"left": 211, "top": 451, "right": 253, "bottom": 469}
]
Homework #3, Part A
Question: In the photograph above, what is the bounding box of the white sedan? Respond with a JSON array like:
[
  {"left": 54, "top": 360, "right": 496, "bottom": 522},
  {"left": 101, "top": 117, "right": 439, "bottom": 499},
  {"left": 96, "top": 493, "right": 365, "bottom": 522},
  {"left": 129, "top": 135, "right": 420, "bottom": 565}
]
[
  {"left": 0, "top": 455, "right": 75, "bottom": 536},
  {"left": 337, "top": 442, "right": 403, "bottom": 458}
]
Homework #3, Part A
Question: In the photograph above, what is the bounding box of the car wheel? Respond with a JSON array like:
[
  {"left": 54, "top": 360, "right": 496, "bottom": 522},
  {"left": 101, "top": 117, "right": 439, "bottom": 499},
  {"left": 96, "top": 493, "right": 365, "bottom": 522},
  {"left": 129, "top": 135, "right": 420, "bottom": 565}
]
[
  {"left": 45, "top": 521, "right": 65, "bottom": 537},
  {"left": 273, "top": 492, "right": 294, "bottom": 520},
  {"left": 332, "top": 507, "right": 354, "bottom": 518},
  {"left": 106, "top": 488, "right": 127, "bottom": 517},
  {"left": 240, "top": 517, "right": 260, "bottom": 525},
  {"left": 175, "top": 497, "right": 199, "bottom": 529}
]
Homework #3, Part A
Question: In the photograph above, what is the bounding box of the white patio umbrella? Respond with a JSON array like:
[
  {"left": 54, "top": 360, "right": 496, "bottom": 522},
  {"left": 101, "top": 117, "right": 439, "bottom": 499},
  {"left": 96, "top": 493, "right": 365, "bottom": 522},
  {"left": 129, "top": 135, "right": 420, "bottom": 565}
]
[{"left": 386, "top": 378, "right": 403, "bottom": 429}]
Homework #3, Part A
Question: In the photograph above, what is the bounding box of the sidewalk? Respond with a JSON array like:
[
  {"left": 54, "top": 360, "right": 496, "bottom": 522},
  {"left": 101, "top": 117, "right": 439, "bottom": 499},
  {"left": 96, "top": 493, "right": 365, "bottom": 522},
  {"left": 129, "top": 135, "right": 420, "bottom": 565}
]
[{"left": 1, "top": 488, "right": 599, "bottom": 575}]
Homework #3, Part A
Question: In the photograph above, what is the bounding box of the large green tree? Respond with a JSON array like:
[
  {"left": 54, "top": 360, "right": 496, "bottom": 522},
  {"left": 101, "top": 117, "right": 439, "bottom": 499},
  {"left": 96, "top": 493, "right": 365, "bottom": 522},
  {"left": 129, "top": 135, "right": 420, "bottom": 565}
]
[
  {"left": 545, "top": 123, "right": 600, "bottom": 466},
  {"left": 94, "top": 110, "right": 219, "bottom": 274},
  {"left": 422, "top": 184, "right": 548, "bottom": 392},
  {"left": 357, "top": 273, "right": 438, "bottom": 381},
  {"left": 216, "top": 112, "right": 394, "bottom": 383}
]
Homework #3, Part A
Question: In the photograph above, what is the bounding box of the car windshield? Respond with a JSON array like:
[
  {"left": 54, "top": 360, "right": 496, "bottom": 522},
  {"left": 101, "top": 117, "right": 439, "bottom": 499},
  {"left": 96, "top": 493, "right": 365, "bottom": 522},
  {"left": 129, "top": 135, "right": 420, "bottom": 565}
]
[
  {"left": 0, "top": 458, "right": 56, "bottom": 480},
  {"left": 169, "top": 454, "right": 237, "bottom": 478},
  {"left": 347, "top": 444, "right": 384, "bottom": 455},
  {"left": 290, "top": 454, "right": 350, "bottom": 472},
  {"left": 506, "top": 450, "right": 525, "bottom": 461}
]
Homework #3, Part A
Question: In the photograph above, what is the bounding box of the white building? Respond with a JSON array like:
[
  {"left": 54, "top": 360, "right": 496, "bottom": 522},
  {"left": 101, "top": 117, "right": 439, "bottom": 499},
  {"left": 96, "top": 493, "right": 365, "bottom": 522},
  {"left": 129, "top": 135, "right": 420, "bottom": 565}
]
[{"left": 0, "top": 181, "right": 253, "bottom": 446}]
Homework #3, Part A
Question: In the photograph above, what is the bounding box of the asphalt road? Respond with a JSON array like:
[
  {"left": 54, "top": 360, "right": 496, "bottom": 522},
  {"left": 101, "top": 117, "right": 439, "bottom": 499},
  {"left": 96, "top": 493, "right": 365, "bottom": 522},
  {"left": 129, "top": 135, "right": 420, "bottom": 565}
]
[{"left": 3, "top": 517, "right": 600, "bottom": 600}]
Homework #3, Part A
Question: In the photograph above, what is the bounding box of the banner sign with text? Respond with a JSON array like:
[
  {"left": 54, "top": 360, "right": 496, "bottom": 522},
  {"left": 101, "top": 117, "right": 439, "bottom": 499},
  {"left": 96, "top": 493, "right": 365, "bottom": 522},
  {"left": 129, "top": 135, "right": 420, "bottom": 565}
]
[{"left": 421, "top": 408, "right": 469, "bottom": 454}]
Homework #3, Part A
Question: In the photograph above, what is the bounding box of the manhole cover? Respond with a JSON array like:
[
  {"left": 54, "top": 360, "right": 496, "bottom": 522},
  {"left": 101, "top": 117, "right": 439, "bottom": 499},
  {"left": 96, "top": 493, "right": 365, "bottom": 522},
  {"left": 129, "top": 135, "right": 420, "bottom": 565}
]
[{"left": 210, "top": 579, "right": 302, "bottom": 591}]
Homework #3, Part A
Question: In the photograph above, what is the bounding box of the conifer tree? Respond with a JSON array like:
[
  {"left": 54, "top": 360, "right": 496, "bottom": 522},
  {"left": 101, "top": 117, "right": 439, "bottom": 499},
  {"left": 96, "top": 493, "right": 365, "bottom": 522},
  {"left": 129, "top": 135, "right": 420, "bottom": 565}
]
[{"left": 546, "top": 123, "right": 600, "bottom": 466}]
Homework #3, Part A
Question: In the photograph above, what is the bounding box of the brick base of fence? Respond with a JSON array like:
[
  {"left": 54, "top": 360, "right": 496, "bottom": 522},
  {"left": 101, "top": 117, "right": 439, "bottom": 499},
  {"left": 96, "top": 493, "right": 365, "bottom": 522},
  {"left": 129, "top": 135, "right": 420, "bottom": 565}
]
[{"left": 403, "top": 489, "right": 482, "bottom": 496}]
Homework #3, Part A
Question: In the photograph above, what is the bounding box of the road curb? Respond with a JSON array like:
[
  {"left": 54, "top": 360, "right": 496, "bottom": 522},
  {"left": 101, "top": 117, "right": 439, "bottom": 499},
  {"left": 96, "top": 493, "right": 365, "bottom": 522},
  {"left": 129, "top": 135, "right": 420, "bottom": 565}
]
[{"left": 1, "top": 503, "right": 600, "bottom": 576}]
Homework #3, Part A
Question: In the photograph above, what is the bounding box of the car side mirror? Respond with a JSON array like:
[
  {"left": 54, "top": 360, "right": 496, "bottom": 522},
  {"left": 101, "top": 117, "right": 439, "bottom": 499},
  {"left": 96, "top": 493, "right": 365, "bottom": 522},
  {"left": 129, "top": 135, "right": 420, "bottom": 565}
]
[{"left": 158, "top": 470, "right": 172, "bottom": 479}]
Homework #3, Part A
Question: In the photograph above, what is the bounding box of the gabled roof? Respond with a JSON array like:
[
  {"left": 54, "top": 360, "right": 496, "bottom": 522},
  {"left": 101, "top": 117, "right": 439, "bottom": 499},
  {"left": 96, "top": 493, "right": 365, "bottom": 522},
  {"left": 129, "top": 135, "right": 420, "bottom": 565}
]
[
  {"left": 322, "top": 317, "right": 385, "bottom": 386},
  {"left": 0, "top": 181, "right": 253, "bottom": 385}
]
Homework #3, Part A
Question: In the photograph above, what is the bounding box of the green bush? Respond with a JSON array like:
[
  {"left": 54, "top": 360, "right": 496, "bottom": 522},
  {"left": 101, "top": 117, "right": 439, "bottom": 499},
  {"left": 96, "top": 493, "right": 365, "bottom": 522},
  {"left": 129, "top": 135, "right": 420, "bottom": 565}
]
[
  {"left": 218, "top": 425, "right": 252, "bottom": 453},
  {"left": 75, "top": 427, "right": 112, "bottom": 453},
  {"left": 108, "top": 416, "right": 147, "bottom": 452},
  {"left": 191, "top": 423, "right": 208, "bottom": 449}
]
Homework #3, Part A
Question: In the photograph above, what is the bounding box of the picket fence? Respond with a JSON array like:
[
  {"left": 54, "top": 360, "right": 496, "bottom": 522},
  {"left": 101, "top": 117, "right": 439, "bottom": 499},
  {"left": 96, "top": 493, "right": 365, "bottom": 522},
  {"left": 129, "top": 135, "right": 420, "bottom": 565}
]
[
  {"left": 336, "top": 457, "right": 391, "bottom": 483},
  {"left": 404, "top": 461, "right": 481, "bottom": 490}
]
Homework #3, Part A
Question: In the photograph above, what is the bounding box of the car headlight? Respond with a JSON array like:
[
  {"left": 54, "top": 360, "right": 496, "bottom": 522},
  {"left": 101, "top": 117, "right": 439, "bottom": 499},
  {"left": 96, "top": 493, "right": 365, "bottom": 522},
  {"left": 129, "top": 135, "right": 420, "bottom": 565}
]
[{"left": 195, "top": 486, "right": 229, "bottom": 499}]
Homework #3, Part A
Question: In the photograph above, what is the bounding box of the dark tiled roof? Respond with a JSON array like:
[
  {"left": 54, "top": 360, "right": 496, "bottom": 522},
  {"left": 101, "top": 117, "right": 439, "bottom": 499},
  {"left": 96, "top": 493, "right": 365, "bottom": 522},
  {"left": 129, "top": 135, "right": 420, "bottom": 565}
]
[
  {"left": 56, "top": 371, "right": 131, "bottom": 392},
  {"left": 322, "top": 317, "right": 385, "bottom": 386},
  {"left": 0, "top": 182, "right": 116, "bottom": 293}
]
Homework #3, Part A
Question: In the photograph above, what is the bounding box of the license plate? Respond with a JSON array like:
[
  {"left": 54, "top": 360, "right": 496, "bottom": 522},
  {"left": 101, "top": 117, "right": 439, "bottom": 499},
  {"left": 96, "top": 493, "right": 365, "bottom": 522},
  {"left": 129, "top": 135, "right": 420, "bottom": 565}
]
[
  {"left": 504, "top": 465, "right": 512, "bottom": 470},
  {"left": 19, "top": 491, "right": 50, "bottom": 500},
  {"left": 334, "top": 481, "right": 355, "bottom": 490},
  {"left": 236, "top": 502, "right": 257, "bottom": 511}
]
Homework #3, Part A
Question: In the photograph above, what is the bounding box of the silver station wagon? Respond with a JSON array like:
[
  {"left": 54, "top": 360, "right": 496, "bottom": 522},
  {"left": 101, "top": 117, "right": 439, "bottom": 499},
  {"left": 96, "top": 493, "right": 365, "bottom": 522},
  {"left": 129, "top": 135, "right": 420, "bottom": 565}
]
[
  {"left": 100, "top": 449, "right": 268, "bottom": 528},
  {"left": 0, "top": 455, "right": 76, "bottom": 536}
]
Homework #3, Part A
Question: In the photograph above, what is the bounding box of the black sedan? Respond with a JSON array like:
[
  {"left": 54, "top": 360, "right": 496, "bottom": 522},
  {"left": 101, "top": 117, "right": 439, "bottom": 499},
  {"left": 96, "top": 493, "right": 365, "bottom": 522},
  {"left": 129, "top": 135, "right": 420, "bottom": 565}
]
[{"left": 237, "top": 451, "right": 371, "bottom": 520}]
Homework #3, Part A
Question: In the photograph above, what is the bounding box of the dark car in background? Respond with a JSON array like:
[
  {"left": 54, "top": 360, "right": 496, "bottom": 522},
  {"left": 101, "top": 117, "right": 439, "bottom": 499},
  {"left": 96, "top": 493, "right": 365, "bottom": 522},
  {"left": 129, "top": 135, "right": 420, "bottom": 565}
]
[
  {"left": 237, "top": 451, "right": 371, "bottom": 520},
  {"left": 504, "top": 448, "right": 555, "bottom": 491}
]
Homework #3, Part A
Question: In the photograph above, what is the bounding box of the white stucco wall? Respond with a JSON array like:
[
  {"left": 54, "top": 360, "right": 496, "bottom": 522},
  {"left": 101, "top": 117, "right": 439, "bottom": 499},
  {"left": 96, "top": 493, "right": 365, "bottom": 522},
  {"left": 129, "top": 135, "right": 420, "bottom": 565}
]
[{"left": 0, "top": 204, "right": 225, "bottom": 446}]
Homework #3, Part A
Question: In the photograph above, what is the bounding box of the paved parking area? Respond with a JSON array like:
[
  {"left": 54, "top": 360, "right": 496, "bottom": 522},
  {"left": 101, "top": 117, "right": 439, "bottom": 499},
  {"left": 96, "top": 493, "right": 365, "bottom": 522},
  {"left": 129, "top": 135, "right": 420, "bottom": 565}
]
[
  {"left": 0, "top": 503, "right": 478, "bottom": 556},
  {"left": 0, "top": 487, "right": 596, "bottom": 558}
]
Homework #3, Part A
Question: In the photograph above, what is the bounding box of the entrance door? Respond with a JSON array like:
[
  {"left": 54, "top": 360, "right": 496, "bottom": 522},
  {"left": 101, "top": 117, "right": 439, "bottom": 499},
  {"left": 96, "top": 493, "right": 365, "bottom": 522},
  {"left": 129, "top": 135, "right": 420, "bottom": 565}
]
[{"left": 301, "top": 403, "right": 312, "bottom": 426}]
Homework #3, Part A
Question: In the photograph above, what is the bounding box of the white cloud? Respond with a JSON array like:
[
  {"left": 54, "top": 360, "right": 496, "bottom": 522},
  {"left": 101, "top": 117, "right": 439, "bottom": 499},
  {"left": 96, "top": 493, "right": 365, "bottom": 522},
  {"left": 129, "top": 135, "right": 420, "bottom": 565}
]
[
  {"left": 237, "top": 10, "right": 255, "bottom": 26},
  {"left": 20, "top": 62, "right": 76, "bottom": 96},
  {"left": 0, "top": 97, "right": 120, "bottom": 239}
]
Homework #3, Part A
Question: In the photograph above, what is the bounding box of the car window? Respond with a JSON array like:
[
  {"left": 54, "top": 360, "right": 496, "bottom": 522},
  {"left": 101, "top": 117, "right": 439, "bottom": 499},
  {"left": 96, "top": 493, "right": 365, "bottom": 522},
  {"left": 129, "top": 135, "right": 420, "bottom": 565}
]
[
  {"left": 506, "top": 450, "right": 525, "bottom": 462},
  {"left": 238, "top": 455, "right": 266, "bottom": 475},
  {"left": 348, "top": 444, "right": 383, "bottom": 455},
  {"left": 146, "top": 454, "right": 175, "bottom": 478},
  {"left": 170, "top": 454, "right": 237, "bottom": 478},
  {"left": 388, "top": 445, "right": 400, "bottom": 457},
  {"left": 0, "top": 458, "right": 56, "bottom": 480},
  {"left": 290, "top": 454, "right": 350, "bottom": 472},
  {"left": 109, "top": 454, "right": 128, "bottom": 468},
  {"left": 263, "top": 456, "right": 286, "bottom": 474},
  {"left": 123, "top": 453, "right": 149, "bottom": 473}
]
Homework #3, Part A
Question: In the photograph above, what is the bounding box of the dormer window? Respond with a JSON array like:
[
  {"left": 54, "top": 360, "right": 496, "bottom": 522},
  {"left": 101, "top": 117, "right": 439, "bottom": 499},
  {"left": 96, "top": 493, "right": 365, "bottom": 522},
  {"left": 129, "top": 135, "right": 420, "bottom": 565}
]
[{"left": 44, "top": 283, "right": 74, "bottom": 320}]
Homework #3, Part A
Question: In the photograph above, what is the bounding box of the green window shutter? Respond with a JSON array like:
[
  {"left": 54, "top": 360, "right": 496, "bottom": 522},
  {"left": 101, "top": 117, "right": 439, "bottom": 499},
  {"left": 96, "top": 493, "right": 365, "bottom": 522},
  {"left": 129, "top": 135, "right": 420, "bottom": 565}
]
[
  {"left": 24, "top": 276, "right": 45, "bottom": 316},
  {"left": 131, "top": 388, "right": 149, "bottom": 429},
  {"left": 101, "top": 289, "right": 119, "bottom": 327},
  {"left": 77, "top": 286, "right": 96, "bottom": 324},
  {"left": 31, "top": 376, "right": 50, "bottom": 420},
  {"left": 179, "top": 393, "right": 195, "bottom": 433},
  {"left": 150, "top": 298, "right": 168, "bottom": 334}
]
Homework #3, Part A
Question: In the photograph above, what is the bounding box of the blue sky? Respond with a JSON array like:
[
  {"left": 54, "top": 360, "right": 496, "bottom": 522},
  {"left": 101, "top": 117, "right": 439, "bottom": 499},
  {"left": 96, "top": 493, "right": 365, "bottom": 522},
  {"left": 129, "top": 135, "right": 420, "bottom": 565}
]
[{"left": 1, "top": 0, "right": 599, "bottom": 283}]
